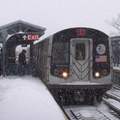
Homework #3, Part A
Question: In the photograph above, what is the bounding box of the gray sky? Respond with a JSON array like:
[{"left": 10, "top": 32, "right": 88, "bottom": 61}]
[{"left": 0, "top": 0, "right": 120, "bottom": 37}]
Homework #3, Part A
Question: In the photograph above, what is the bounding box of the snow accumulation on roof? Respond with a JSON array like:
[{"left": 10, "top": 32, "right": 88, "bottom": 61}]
[
  {"left": 0, "top": 20, "right": 46, "bottom": 42},
  {"left": 113, "top": 67, "right": 120, "bottom": 70}
]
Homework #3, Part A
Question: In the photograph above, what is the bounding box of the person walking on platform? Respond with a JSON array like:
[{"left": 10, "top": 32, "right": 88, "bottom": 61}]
[{"left": 18, "top": 49, "right": 26, "bottom": 76}]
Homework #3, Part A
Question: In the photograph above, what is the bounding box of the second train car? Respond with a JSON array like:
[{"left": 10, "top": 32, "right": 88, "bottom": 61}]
[{"left": 33, "top": 27, "right": 112, "bottom": 105}]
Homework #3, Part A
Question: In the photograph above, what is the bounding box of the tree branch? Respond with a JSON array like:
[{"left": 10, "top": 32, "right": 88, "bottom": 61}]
[{"left": 106, "top": 14, "right": 120, "bottom": 31}]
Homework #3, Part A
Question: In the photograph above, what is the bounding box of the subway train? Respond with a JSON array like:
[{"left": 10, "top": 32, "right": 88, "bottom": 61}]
[
  {"left": 33, "top": 27, "right": 112, "bottom": 105},
  {"left": 112, "top": 67, "right": 120, "bottom": 86}
]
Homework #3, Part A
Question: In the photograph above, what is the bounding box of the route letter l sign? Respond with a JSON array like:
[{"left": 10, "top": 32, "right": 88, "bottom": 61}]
[{"left": 27, "top": 34, "right": 39, "bottom": 40}]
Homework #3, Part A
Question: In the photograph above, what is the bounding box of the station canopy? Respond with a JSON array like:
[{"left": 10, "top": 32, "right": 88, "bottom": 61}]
[{"left": 0, "top": 20, "right": 46, "bottom": 42}]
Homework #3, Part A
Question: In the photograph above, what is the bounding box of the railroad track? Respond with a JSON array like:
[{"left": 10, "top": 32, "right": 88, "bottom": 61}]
[
  {"left": 61, "top": 85, "right": 120, "bottom": 120},
  {"left": 113, "top": 85, "right": 120, "bottom": 90},
  {"left": 103, "top": 98, "right": 120, "bottom": 117},
  {"left": 103, "top": 85, "right": 120, "bottom": 117},
  {"left": 63, "top": 104, "right": 119, "bottom": 120},
  {"left": 105, "top": 85, "right": 120, "bottom": 101}
]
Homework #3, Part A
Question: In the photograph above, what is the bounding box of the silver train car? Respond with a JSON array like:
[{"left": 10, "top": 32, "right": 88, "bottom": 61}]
[
  {"left": 112, "top": 67, "right": 120, "bottom": 86},
  {"left": 33, "top": 27, "right": 112, "bottom": 105}
]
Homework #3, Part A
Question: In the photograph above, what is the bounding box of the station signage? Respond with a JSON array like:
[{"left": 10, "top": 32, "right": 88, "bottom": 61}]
[
  {"left": 23, "top": 34, "right": 40, "bottom": 41},
  {"left": 28, "top": 34, "right": 39, "bottom": 40}
]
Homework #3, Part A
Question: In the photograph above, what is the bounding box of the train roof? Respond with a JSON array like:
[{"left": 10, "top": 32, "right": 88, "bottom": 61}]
[
  {"left": 113, "top": 67, "right": 120, "bottom": 73},
  {"left": 54, "top": 27, "right": 108, "bottom": 36},
  {"left": 113, "top": 67, "right": 120, "bottom": 70},
  {"left": 110, "top": 35, "right": 120, "bottom": 41}
]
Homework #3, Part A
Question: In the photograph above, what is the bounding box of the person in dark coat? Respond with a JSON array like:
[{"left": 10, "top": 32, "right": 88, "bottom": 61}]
[{"left": 18, "top": 49, "right": 26, "bottom": 76}]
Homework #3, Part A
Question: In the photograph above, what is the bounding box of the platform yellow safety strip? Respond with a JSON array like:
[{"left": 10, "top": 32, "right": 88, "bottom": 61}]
[
  {"left": 60, "top": 107, "right": 69, "bottom": 120},
  {"left": 64, "top": 113, "right": 69, "bottom": 120},
  {"left": 8, "top": 57, "right": 32, "bottom": 59},
  {"left": 60, "top": 109, "right": 69, "bottom": 120}
]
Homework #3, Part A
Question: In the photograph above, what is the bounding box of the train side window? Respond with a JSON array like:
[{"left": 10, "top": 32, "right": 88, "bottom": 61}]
[
  {"left": 75, "top": 43, "right": 85, "bottom": 60},
  {"left": 51, "top": 42, "right": 69, "bottom": 64}
]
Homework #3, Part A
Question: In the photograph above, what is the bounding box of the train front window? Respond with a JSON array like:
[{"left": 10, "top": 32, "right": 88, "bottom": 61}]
[
  {"left": 51, "top": 42, "right": 69, "bottom": 64},
  {"left": 75, "top": 43, "right": 85, "bottom": 60}
]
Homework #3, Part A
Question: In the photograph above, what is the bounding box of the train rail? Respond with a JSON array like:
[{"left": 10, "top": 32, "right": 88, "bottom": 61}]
[
  {"left": 105, "top": 86, "right": 120, "bottom": 102},
  {"left": 103, "top": 98, "right": 120, "bottom": 117},
  {"left": 63, "top": 104, "right": 119, "bottom": 120},
  {"left": 103, "top": 85, "right": 120, "bottom": 117},
  {"left": 113, "top": 85, "right": 120, "bottom": 90},
  {"left": 62, "top": 86, "right": 120, "bottom": 120}
]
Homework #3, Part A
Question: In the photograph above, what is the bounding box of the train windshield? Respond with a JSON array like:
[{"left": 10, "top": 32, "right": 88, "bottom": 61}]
[
  {"left": 75, "top": 43, "right": 85, "bottom": 60},
  {"left": 51, "top": 42, "right": 69, "bottom": 64}
]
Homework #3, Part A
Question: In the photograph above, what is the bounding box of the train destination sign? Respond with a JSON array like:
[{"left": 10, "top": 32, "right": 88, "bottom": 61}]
[
  {"left": 23, "top": 34, "right": 40, "bottom": 41},
  {"left": 77, "top": 29, "right": 85, "bottom": 36}
]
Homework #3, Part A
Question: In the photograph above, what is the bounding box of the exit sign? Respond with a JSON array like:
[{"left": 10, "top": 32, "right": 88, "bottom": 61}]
[{"left": 27, "top": 34, "right": 39, "bottom": 40}]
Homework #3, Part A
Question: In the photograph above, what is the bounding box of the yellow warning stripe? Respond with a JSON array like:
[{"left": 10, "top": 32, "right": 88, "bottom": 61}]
[{"left": 8, "top": 57, "right": 32, "bottom": 59}]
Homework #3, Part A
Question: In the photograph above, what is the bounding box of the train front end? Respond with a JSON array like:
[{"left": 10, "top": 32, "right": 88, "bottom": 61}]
[{"left": 48, "top": 28, "right": 112, "bottom": 105}]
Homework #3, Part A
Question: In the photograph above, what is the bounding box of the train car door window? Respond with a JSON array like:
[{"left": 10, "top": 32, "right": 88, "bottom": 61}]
[{"left": 75, "top": 43, "right": 85, "bottom": 60}]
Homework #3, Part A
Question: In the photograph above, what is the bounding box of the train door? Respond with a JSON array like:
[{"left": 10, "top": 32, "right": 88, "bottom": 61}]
[{"left": 70, "top": 38, "right": 92, "bottom": 81}]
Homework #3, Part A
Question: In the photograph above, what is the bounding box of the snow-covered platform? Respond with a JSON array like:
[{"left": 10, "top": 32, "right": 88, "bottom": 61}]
[{"left": 0, "top": 75, "right": 67, "bottom": 120}]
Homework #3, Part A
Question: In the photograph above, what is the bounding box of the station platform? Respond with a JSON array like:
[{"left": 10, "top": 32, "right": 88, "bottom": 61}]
[{"left": 0, "top": 75, "right": 67, "bottom": 120}]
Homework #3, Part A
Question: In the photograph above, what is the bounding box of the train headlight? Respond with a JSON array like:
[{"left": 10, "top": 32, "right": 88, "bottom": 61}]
[
  {"left": 95, "top": 72, "right": 100, "bottom": 78},
  {"left": 62, "top": 72, "right": 68, "bottom": 78}
]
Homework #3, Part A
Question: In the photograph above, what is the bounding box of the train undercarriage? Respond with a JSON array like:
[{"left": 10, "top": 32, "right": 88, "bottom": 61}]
[{"left": 48, "top": 84, "right": 112, "bottom": 106}]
